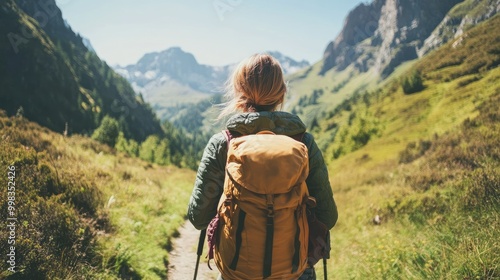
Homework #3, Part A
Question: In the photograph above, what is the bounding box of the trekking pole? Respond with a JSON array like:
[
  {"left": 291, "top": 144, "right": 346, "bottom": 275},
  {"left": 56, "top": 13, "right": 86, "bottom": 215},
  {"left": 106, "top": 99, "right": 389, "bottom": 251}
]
[
  {"left": 324, "top": 230, "right": 330, "bottom": 280},
  {"left": 323, "top": 257, "right": 327, "bottom": 280},
  {"left": 193, "top": 229, "right": 206, "bottom": 280}
]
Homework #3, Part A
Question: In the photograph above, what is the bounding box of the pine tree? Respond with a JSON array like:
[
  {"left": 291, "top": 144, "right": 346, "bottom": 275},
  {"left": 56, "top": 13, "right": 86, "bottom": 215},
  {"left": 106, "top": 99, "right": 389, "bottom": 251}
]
[{"left": 92, "top": 116, "right": 120, "bottom": 147}]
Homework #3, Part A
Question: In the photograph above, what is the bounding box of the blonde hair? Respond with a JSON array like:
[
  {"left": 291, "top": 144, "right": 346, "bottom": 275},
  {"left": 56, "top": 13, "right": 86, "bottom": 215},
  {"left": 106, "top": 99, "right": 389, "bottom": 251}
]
[{"left": 218, "top": 54, "right": 287, "bottom": 120}]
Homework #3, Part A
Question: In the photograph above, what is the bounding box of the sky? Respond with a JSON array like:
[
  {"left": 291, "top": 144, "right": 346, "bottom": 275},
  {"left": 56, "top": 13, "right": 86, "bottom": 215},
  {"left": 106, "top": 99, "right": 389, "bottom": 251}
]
[{"left": 56, "top": 0, "right": 367, "bottom": 67}]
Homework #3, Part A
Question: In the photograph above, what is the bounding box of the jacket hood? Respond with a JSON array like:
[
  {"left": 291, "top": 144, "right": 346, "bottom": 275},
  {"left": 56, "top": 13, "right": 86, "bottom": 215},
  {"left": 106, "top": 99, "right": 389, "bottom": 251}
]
[{"left": 226, "top": 111, "right": 307, "bottom": 136}]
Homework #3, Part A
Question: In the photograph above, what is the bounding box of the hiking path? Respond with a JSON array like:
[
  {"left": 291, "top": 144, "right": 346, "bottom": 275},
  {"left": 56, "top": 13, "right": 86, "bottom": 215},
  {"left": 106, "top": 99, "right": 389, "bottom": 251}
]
[{"left": 167, "top": 221, "right": 219, "bottom": 280}]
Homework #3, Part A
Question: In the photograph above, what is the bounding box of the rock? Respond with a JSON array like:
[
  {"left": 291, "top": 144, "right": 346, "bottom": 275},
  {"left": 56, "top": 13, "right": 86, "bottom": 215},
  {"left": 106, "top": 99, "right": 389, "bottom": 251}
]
[{"left": 321, "top": 0, "right": 463, "bottom": 76}]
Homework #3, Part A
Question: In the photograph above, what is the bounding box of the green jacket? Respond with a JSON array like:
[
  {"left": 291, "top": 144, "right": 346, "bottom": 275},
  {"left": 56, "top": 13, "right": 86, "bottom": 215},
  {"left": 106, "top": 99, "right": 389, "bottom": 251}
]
[{"left": 187, "top": 111, "right": 338, "bottom": 230}]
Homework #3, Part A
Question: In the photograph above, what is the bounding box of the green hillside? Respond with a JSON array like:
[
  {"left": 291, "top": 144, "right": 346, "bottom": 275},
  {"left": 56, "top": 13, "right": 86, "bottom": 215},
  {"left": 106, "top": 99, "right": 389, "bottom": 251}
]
[
  {"left": 0, "top": 112, "right": 195, "bottom": 279},
  {"left": 317, "top": 14, "right": 500, "bottom": 279},
  {"left": 286, "top": 60, "right": 379, "bottom": 128},
  {"left": 0, "top": 0, "right": 162, "bottom": 141},
  {"left": 1, "top": 0, "right": 499, "bottom": 279},
  {"left": 0, "top": 0, "right": 204, "bottom": 170},
  {"left": 286, "top": 0, "right": 499, "bottom": 135}
]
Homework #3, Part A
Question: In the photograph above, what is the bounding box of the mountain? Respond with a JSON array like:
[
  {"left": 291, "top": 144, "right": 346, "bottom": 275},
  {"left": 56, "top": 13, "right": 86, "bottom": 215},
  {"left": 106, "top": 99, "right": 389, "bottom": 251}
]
[
  {"left": 313, "top": 14, "right": 499, "bottom": 278},
  {"left": 114, "top": 47, "right": 230, "bottom": 121},
  {"left": 266, "top": 51, "right": 311, "bottom": 74},
  {"left": 0, "top": 0, "right": 163, "bottom": 141},
  {"left": 321, "top": 0, "right": 499, "bottom": 77},
  {"left": 418, "top": 0, "right": 500, "bottom": 56},
  {"left": 286, "top": 0, "right": 499, "bottom": 128},
  {"left": 115, "top": 47, "right": 229, "bottom": 95},
  {"left": 114, "top": 49, "right": 309, "bottom": 120},
  {"left": 115, "top": 48, "right": 309, "bottom": 95},
  {"left": 81, "top": 36, "right": 95, "bottom": 53}
]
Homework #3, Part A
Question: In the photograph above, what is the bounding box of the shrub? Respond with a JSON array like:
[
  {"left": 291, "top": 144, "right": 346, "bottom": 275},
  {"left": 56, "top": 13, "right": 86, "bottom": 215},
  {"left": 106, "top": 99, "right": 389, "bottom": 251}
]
[
  {"left": 154, "top": 139, "right": 171, "bottom": 165},
  {"left": 0, "top": 143, "right": 102, "bottom": 279},
  {"left": 59, "top": 171, "right": 102, "bottom": 216},
  {"left": 92, "top": 116, "right": 120, "bottom": 147},
  {"left": 0, "top": 117, "right": 106, "bottom": 279},
  {"left": 399, "top": 140, "right": 432, "bottom": 163},
  {"left": 401, "top": 70, "right": 425, "bottom": 94},
  {"left": 139, "top": 135, "right": 159, "bottom": 162},
  {"left": 115, "top": 132, "right": 129, "bottom": 153},
  {"left": 461, "top": 163, "right": 500, "bottom": 209}
]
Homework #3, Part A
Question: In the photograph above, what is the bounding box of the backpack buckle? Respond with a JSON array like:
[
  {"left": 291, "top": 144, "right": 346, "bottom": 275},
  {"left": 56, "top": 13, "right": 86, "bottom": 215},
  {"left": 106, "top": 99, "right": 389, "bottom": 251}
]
[
  {"left": 306, "top": 196, "right": 317, "bottom": 208},
  {"left": 267, "top": 204, "right": 274, "bottom": 218},
  {"left": 266, "top": 194, "right": 274, "bottom": 218}
]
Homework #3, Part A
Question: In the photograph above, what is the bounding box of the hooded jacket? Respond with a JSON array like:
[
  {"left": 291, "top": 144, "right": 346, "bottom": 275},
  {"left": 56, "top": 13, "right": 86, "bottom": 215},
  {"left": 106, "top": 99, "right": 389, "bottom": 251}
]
[{"left": 188, "top": 111, "right": 338, "bottom": 230}]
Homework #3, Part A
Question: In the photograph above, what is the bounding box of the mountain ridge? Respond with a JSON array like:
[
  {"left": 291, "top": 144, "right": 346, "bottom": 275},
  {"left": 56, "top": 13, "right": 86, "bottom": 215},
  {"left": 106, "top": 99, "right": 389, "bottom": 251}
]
[
  {"left": 321, "top": 0, "right": 464, "bottom": 76},
  {"left": 0, "top": 0, "right": 164, "bottom": 141},
  {"left": 313, "top": 14, "right": 499, "bottom": 277},
  {"left": 321, "top": 0, "right": 500, "bottom": 77},
  {"left": 286, "top": 0, "right": 499, "bottom": 129},
  {"left": 114, "top": 47, "right": 310, "bottom": 120}
]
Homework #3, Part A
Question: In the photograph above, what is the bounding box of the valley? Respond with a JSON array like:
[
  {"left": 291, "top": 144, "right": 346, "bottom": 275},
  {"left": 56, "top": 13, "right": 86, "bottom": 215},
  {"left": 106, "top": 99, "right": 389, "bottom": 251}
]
[{"left": 0, "top": 0, "right": 499, "bottom": 279}]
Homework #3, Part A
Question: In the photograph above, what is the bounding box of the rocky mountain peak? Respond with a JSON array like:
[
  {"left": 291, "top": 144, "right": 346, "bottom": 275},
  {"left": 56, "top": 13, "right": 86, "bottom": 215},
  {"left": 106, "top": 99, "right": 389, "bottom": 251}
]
[
  {"left": 266, "top": 51, "right": 310, "bottom": 73},
  {"left": 115, "top": 49, "right": 310, "bottom": 96},
  {"left": 321, "top": 0, "right": 463, "bottom": 76},
  {"left": 132, "top": 47, "right": 203, "bottom": 78}
]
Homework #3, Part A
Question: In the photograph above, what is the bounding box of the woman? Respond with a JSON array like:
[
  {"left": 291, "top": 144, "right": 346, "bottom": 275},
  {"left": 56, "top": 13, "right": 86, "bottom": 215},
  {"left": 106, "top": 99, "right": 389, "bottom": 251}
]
[{"left": 188, "top": 53, "right": 338, "bottom": 279}]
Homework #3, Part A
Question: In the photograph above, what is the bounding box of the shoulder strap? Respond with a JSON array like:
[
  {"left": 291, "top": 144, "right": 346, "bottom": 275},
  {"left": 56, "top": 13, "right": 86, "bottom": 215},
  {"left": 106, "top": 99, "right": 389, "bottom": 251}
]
[
  {"left": 223, "top": 130, "right": 241, "bottom": 150},
  {"left": 223, "top": 130, "right": 305, "bottom": 146},
  {"left": 290, "top": 132, "right": 305, "bottom": 142}
]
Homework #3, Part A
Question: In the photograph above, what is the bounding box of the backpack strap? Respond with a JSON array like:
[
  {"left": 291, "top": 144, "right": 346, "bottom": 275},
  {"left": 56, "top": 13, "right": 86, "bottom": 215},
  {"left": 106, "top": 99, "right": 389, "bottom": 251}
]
[
  {"left": 224, "top": 130, "right": 305, "bottom": 144},
  {"left": 263, "top": 194, "right": 275, "bottom": 278},
  {"left": 229, "top": 210, "right": 246, "bottom": 270},
  {"left": 290, "top": 132, "right": 305, "bottom": 142},
  {"left": 292, "top": 210, "right": 301, "bottom": 273},
  {"left": 223, "top": 130, "right": 241, "bottom": 149}
]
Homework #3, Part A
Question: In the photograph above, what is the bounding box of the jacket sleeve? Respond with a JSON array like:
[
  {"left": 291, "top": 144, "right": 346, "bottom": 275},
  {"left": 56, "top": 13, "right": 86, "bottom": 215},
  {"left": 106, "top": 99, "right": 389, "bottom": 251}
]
[
  {"left": 187, "top": 133, "right": 227, "bottom": 230},
  {"left": 303, "top": 133, "right": 338, "bottom": 229}
]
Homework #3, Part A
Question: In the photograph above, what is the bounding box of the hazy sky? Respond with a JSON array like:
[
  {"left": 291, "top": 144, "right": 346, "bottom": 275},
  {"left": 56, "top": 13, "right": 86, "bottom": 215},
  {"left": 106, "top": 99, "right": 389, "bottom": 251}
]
[{"left": 56, "top": 0, "right": 367, "bottom": 67}]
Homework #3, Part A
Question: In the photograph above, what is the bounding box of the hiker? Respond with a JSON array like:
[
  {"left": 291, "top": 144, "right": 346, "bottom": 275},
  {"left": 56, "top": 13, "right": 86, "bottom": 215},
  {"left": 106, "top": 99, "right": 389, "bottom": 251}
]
[{"left": 188, "top": 53, "right": 338, "bottom": 279}]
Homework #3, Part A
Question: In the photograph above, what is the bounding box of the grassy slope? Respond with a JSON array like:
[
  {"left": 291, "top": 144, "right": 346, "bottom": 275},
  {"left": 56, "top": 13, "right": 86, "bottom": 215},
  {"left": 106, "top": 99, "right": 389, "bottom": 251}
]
[
  {"left": 284, "top": 35, "right": 408, "bottom": 130},
  {"left": 316, "top": 15, "right": 500, "bottom": 279},
  {"left": 286, "top": 58, "right": 381, "bottom": 127},
  {"left": 1, "top": 8, "right": 498, "bottom": 280},
  {"left": 0, "top": 114, "right": 195, "bottom": 279},
  {"left": 146, "top": 80, "right": 211, "bottom": 120},
  {"left": 79, "top": 139, "right": 194, "bottom": 279}
]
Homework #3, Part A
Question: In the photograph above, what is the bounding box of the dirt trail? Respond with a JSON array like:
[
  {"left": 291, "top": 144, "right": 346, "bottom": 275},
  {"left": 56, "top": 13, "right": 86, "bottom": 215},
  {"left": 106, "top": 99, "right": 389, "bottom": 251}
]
[{"left": 167, "top": 221, "right": 219, "bottom": 280}]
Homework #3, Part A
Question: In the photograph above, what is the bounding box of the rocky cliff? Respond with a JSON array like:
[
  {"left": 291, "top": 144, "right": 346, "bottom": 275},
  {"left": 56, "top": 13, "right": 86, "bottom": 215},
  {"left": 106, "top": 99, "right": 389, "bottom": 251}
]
[
  {"left": 320, "top": 0, "right": 484, "bottom": 77},
  {"left": 419, "top": 0, "right": 500, "bottom": 56}
]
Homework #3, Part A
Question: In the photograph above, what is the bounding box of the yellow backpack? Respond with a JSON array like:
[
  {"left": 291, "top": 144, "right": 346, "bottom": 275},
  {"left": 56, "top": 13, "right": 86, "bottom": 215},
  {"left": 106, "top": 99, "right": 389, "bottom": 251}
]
[{"left": 208, "top": 130, "right": 310, "bottom": 279}]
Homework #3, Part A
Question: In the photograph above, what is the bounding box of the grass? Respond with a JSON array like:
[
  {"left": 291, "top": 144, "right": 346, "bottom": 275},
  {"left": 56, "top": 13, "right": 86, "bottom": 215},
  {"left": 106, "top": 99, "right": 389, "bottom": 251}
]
[
  {"left": 313, "top": 15, "right": 500, "bottom": 280},
  {"left": 96, "top": 154, "right": 193, "bottom": 279},
  {"left": 1, "top": 10, "right": 499, "bottom": 280},
  {"left": 317, "top": 92, "right": 499, "bottom": 278},
  {"left": 286, "top": 61, "right": 381, "bottom": 127},
  {"left": 0, "top": 114, "right": 196, "bottom": 279}
]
